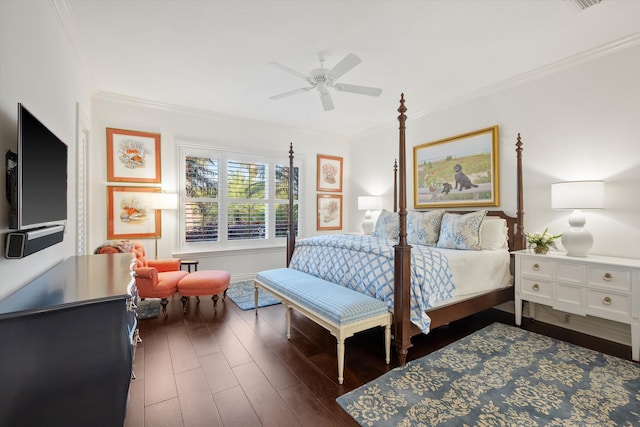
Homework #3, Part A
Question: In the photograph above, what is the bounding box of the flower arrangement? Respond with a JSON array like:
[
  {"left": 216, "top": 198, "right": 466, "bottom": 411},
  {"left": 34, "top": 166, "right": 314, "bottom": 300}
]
[
  {"left": 423, "top": 171, "right": 445, "bottom": 192},
  {"left": 526, "top": 228, "right": 562, "bottom": 254}
]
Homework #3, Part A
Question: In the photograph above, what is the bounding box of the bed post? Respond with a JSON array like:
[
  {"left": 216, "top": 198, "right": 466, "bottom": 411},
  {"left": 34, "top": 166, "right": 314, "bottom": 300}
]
[
  {"left": 393, "top": 94, "right": 412, "bottom": 365},
  {"left": 393, "top": 159, "right": 398, "bottom": 213},
  {"left": 514, "top": 134, "right": 525, "bottom": 251},
  {"left": 286, "top": 143, "right": 296, "bottom": 267}
]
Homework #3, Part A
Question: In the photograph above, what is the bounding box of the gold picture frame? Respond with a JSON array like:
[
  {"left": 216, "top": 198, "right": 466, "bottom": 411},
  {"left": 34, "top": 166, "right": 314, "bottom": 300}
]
[
  {"left": 317, "top": 194, "right": 342, "bottom": 231},
  {"left": 317, "top": 154, "right": 343, "bottom": 192},
  {"left": 107, "top": 186, "right": 161, "bottom": 239},
  {"left": 413, "top": 125, "right": 500, "bottom": 209},
  {"left": 107, "top": 128, "right": 161, "bottom": 183}
]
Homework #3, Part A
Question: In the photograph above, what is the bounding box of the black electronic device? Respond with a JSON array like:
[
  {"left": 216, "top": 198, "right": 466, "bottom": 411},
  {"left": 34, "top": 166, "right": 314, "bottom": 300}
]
[
  {"left": 5, "top": 225, "right": 65, "bottom": 259},
  {"left": 8, "top": 103, "right": 68, "bottom": 231}
]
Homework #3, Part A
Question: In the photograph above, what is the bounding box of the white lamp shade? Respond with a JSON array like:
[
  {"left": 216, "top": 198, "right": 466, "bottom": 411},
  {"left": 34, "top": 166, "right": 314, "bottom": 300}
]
[
  {"left": 150, "top": 193, "right": 178, "bottom": 210},
  {"left": 551, "top": 181, "right": 604, "bottom": 210},
  {"left": 358, "top": 196, "right": 383, "bottom": 211}
]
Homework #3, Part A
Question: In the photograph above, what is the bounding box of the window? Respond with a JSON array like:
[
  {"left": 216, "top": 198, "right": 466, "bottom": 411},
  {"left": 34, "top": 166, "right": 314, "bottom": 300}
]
[{"left": 180, "top": 145, "right": 300, "bottom": 251}]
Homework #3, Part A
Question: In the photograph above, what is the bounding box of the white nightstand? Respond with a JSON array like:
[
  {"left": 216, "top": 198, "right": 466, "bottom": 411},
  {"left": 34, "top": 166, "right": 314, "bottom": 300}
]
[{"left": 514, "top": 250, "right": 640, "bottom": 361}]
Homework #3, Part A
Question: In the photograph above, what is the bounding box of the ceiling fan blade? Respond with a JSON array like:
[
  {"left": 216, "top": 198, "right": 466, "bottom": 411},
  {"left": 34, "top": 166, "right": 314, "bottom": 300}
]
[
  {"left": 334, "top": 83, "right": 382, "bottom": 97},
  {"left": 329, "top": 53, "right": 361, "bottom": 80},
  {"left": 268, "top": 61, "right": 309, "bottom": 80},
  {"left": 320, "top": 91, "right": 334, "bottom": 111},
  {"left": 270, "top": 87, "right": 313, "bottom": 100}
]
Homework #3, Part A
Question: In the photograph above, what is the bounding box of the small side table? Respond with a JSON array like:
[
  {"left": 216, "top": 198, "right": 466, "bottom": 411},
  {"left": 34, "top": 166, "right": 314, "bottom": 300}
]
[{"left": 180, "top": 260, "right": 199, "bottom": 272}]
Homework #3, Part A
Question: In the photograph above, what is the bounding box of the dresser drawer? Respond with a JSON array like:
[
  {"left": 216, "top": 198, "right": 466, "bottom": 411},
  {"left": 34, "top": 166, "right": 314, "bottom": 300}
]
[
  {"left": 519, "top": 257, "right": 553, "bottom": 279},
  {"left": 519, "top": 278, "right": 552, "bottom": 300},
  {"left": 586, "top": 290, "right": 631, "bottom": 321},
  {"left": 587, "top": 266, "right": 631, "bottom": 292}
]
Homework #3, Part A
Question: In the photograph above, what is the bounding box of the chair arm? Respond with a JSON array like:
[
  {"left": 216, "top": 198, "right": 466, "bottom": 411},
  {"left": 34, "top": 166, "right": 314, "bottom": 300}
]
[
  {"left": 147, "top": 258, "right": 181, "bottom": 273},
  {"left": 134, "top": 267, "right": 159, "bottom": 296}
]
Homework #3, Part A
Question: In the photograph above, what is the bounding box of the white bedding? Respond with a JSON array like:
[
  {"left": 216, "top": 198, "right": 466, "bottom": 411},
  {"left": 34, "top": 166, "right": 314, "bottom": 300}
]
[{"left": 429, "top": 247, "right": 512, "bottom": 308}]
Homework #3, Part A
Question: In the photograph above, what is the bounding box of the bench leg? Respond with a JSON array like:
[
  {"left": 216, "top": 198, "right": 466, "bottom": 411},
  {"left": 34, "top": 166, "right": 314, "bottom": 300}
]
[
  {"left": 254, "top": 283, "right": 259, "bottom": 316},
  {"left": 285, "top": 305, "right": 292, "bottom": 339},
  {"left": 384, "top": 321, "right": 391, "bottom": 365},
  {"left": 337, "top": 338, "right": 345, "bottom": 385}
]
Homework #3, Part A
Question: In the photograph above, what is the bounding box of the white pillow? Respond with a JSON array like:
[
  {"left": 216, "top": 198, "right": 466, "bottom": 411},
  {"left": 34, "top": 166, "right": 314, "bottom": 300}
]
[
  {"left": 480, "top": 217, "right": 509, "bottom": 250},
  {"left": 372, "top": 210, "right": 399, "bottom": 241},
  {"left": 436, "top": 210, "right": 487, "bottom": 250},
  {"left": 407, "top": 210, "right": 445, "bottom": 246}
]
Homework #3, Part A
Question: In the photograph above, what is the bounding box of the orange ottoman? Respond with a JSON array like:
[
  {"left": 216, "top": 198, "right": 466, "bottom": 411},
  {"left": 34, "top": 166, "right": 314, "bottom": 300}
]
[{"left": 177, "top": 270, "right": 230, "bottom": 313}]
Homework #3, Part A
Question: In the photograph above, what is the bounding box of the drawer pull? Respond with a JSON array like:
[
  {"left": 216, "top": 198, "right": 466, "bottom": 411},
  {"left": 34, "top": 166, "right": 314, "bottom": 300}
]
[
  {"left": 602, "top": 296, "right": 612, "bottom": 306},
  {"left": 532, "top": 283, "right": 539, "bottom": 291},
  {"left": 532, "top": 263, "right": 540, "bottom": 271},
  {"left": 603, "top": 273, "right": 613, "bottom": 282}
]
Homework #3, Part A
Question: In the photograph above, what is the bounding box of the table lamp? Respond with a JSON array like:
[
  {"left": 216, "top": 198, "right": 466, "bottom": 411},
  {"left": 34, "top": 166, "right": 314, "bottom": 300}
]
[
  {"left": 551, "top": 181, "right": 604, "bottom": 257},
  {"left": 358, "top": 196, "right": 382, "bottom": 235}
]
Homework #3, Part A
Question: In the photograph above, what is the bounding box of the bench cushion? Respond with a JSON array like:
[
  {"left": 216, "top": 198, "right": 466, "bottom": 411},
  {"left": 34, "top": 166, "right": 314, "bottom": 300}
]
[{"left": 256, "top": 268, "right": 389, "bottom": 326}]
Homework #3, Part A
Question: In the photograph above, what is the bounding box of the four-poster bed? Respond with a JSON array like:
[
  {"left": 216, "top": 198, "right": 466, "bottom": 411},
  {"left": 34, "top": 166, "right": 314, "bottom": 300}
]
[{"left": 285, "top": 94, "right": 525, "bottom": 365}]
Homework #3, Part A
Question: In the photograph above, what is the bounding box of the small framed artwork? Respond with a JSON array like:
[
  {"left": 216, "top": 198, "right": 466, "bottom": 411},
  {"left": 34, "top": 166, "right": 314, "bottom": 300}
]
[
  {"left": 317, "top": 154, "right": 343, "bottom": 192},
  {"left": 413, "top": 125, "right": 500, "bottom": 209},
  {"left": 317, "top": 194, "right": 342, "bottom": 231},
  {"left": 107, "top": 186, "right": 161, "bottom": 239},
  {"left": 107, "top": 128, "right": 161, "bottom": 183}
]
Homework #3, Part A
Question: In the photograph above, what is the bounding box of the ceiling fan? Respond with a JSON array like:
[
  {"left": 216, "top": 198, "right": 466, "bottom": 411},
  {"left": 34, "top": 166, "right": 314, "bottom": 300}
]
[{"left": 268, "top": 53, "right": 382, "bottom": 111}]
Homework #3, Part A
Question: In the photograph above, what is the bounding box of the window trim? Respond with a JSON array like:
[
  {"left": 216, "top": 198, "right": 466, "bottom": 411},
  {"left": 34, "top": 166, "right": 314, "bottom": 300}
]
[{"left": 177, "top": 143, "right": 302, "bottom": 253}]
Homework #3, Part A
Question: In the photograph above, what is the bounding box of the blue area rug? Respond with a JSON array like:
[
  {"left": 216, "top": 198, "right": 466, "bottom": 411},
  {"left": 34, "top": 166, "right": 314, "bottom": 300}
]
[
  {"left": 337, "top": 322, "right": 640, "bottom": 426},
  {"left": 136, "top": 298, "right": 161, "bottom": 320},
  {"left": 226, "top": 280, "right": 281, "bottom": 310}
]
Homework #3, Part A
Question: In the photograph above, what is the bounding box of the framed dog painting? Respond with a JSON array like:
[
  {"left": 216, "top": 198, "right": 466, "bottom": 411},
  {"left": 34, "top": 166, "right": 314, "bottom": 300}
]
[{"left": 413, "top": 126, "right": 499, "bottom": 209}]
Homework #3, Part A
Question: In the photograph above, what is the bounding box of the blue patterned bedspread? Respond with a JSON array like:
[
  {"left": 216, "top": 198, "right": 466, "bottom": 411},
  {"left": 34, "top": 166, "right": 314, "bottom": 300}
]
[{"left": 289, "top": 235, "right": 454, "bottom": 333}]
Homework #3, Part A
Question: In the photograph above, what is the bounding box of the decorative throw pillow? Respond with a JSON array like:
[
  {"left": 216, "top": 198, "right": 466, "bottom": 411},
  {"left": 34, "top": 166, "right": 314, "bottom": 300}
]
[
  {"left": 436, "top": 210, "right": 487, "bottom": 250},
  {"left": 372, "top": 209, "right": 399, "bottom": 241},
  {"left": 480, "top": 217, "right": 509, "bottom": 250},
  {"left": 407, "top": 210, "right": 445, "bottom": 246}
]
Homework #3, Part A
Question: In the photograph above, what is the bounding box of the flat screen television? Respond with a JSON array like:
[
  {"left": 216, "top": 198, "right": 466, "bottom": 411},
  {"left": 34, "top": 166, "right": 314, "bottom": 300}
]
[{"left": 8, "top": 103, "right": 68, "bottom": 230}]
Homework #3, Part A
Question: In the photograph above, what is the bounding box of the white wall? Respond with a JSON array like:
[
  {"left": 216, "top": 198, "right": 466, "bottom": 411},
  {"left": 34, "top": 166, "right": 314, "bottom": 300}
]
[
  {"left": 348, "top": 40, "right": 640, "bottom": 343},
  {"left": 0, "top": 1, "right": 93, "bottom": 299},
  {"left": 91, "top": 94, "right": 350, "bottom": 281}
]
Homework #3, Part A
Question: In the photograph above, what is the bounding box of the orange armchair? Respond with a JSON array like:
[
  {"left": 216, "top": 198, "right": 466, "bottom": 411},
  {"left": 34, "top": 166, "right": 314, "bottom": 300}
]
[
  {"left": 95, "top": 240, "right": 189, "bottom": 313},
  {"left": 131, "top": 242, "right": 189, "bottom": 313}
]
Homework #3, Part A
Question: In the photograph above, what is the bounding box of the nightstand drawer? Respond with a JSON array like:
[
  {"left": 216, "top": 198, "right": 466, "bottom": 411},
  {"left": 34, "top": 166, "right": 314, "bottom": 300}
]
[
  {"left": 519, "top": 257, "right": 553, "bottom": 278},
  {"left": 520, "top": 278, "right": 552, "bottom": 300},
  {"left": 586, "top": 290, "right": 631, "bottom": 320},
  {"left": 587, "top": 266, "right": 631, "bottom": 292}
]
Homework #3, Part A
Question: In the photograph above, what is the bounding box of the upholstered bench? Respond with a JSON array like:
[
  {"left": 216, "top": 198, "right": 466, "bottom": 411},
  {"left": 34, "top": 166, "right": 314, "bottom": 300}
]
[
  {"left": 254, "top": 267, "right": 391, "bottom": 384},
  {"left": 177, "top": 270, "right": 231, "bottom": 313}
]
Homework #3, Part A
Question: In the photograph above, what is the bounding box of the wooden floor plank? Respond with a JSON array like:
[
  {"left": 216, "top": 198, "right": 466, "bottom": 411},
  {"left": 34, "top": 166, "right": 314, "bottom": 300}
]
[
  {"left": 144, "top": 397, "right": 183, "bottom": 427},
  {"left": 232, "top": 362, "right": 301, "bottom": 426},
  {"left": 213, "top": 385, "right": 261, "bottom": 427},
  {"left": 144, "top": 350, "right": 178, "bottom": 406},
  {"left": 166, "top": 324, "right": 201, "bottom": 374},
  {"left": 175, "top": 368, "right": 224, "bottom": 427},
  {"left": 200, "top": 352, "right": 239, "bottom": 394}
]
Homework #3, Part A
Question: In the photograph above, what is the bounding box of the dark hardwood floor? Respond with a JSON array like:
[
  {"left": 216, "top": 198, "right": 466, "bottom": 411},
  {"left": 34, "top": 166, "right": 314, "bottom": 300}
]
[{"left": 125, "top": 294, "right": 632, "bottom": 427}]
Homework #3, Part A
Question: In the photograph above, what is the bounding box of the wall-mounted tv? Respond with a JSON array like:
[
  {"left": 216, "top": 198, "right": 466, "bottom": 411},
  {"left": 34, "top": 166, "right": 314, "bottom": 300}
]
[{"left": 8, "top": 103, "right": 68, "bottom": 231}]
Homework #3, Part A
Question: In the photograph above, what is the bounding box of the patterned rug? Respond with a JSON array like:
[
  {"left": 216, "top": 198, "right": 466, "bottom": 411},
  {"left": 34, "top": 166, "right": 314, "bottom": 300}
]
[
  {"left": 226, "top": 280, "right": 281, "bottom": 310},
  {"left": 337, "top": 323, "right": 640, "bottom": 426},
  {"left": 135, "top": 298, "right": 161, "bottom": 320}
]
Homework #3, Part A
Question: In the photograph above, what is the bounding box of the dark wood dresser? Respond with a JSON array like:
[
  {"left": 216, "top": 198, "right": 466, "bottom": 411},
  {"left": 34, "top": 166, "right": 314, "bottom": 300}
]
[{"left": 0, "top": 253, "right": 137, "bottom": 427}]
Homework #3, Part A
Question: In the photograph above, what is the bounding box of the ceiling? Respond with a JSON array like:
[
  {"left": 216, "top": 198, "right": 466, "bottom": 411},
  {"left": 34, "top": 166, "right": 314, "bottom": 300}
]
[{"left": 59, "top": 0, "right": 640, "bottom": 137}]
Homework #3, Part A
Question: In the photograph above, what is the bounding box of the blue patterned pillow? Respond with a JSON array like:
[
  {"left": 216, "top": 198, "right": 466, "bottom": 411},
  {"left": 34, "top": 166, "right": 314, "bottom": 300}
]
[
  {"left": 436, "top": 210, "right": 487, "bottom": 250},
  {"left": 372, "top": 210, "right": 399, "bottom": 241},
  {"left": 407, "top": 210, "right": 445, "bottom": 246}
]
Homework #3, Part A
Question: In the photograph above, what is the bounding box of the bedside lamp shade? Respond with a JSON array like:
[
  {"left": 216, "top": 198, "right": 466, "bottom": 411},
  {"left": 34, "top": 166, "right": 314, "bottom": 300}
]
[
  {"left": 551, "top": 181, "right": 604, "bottom": 257},
  {"left": 358, "top": 196, "right": 382, "bottom": 235}
]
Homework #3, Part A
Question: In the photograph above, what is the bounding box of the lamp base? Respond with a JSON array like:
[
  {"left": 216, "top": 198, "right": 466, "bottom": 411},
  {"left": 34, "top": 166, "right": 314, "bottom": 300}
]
[
  {"left": 361, "top": 210, "right": 374, "bottom": 235},
  {"left": 561, "top": 228, "right": 593, "bottom": 257}
]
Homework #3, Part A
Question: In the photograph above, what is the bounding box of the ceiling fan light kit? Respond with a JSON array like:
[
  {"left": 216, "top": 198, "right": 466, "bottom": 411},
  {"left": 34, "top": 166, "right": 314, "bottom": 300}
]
[{"left": 269, "top": 52, "right": 382, "bottom": 111}]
